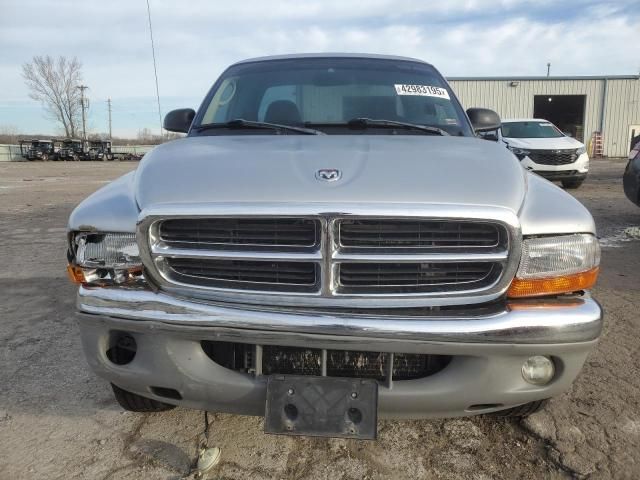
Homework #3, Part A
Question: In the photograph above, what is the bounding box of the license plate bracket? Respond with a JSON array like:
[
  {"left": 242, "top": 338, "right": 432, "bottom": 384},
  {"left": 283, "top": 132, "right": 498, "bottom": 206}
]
[{"left": 264, "top": 375, "right": 378, "bottom": 440}]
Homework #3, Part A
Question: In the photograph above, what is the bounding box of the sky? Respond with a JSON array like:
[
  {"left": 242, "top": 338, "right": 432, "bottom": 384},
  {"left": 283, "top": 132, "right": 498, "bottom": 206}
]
[{"left": 0, "top": 0, "right": 638, "bottom": 137}]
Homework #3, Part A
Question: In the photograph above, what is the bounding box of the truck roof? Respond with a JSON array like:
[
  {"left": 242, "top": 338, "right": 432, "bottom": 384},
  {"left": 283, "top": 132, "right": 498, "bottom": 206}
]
[
  {"left": 232, "top": 52, "right": 431, "bottom": 66},
  {"left": 502, "top": 118, "right": 553, "bottom": 123}
]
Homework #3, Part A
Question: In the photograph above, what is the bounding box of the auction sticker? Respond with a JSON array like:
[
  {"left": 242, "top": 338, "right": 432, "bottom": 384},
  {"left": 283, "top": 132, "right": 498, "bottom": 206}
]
[{"left": 394, "top": 84, "right": 450, "bottom": 99}]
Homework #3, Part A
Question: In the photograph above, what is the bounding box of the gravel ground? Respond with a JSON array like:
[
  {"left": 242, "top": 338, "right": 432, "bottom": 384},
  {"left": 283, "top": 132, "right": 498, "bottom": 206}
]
[{"left": 1, "top": 159, "right": 639, "bottom": 479}]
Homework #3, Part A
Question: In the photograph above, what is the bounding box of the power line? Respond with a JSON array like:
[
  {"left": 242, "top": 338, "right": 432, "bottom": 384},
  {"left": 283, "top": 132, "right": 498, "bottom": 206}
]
[{"left": 145, "top": 0, "right": 163, "bottom": 138}]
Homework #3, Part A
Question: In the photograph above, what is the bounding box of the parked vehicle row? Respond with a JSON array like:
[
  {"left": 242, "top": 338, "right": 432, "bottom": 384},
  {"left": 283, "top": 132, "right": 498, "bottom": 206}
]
[{"left": 19, "top": 138, "right": 115, "bottom": 161}]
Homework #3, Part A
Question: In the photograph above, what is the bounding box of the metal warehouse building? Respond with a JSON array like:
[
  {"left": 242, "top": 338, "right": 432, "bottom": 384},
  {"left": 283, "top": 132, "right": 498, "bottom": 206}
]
[{"left": 448, "top": 75, "right": 640, "bottom": 158}]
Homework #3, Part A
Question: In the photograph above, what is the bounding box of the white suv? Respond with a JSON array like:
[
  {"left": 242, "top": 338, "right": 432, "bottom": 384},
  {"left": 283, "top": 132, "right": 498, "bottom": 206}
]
[{"left": 498, "top": 119, "right": 589, "bottom": 189}]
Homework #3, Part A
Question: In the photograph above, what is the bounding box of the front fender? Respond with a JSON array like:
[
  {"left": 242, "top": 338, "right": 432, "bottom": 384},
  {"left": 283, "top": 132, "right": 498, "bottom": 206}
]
[
  {"left": 68, "top": 171, "right": 139, "bottom": 233},
  {"left": 519, "top": 173, "right": 595, "bottom": 236}
]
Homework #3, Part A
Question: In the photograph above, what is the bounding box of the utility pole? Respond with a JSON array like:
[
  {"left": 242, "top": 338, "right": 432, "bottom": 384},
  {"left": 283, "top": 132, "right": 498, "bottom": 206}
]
[
  {"left": 77, "top": 85, "right": 89, "bottom": 140},
  {"left": 107, "top": 98, "right": 112, "bottom": 140},
  {"left": 546, "top": 62, "right": 551, "bottom": 77}
]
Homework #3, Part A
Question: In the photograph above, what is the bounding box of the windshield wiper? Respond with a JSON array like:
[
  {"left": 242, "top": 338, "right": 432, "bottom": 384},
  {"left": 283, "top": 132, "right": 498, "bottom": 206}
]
[
  {"left": 194, "top": 119, "right": 324, "bottom": 135},
  {"left": 346, "top": 118, "right": 449, "bottom": 136}
]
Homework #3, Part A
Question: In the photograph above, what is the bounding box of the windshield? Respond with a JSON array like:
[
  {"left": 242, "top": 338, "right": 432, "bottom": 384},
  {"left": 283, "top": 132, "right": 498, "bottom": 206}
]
[
  {"left": 195, "top": 57, "right": 472, "bottom": 136},
  {"left": 501, "top": 121, "right": 565, "bottom": 139},
  {"left": 32, "top": 142, "right": 50, "bottom": 151}
]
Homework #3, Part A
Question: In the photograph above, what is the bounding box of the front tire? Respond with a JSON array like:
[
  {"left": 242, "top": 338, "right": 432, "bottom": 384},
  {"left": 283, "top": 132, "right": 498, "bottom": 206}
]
[
  {"left": 111, "top": 384, "right": 176, "bottom": 412},
  {"left": 562, "top": 178, "right": 585, "bottom": 189},
  {"left": 491, "top": 399, "right": 548, "bottom": 418}
]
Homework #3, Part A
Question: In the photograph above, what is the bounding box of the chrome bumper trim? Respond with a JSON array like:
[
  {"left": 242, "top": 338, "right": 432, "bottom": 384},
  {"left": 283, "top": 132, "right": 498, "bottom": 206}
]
[{"left": 77, "top": 287, "right": 603, "bottom": 345}]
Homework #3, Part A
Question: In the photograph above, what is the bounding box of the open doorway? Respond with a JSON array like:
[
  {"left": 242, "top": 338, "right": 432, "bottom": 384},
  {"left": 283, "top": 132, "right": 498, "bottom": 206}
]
[{"left": 533, "top": 95, "right": 586, "bottom": 141}]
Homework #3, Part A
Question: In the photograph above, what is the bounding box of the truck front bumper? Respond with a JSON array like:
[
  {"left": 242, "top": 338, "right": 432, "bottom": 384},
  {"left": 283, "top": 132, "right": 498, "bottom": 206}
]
[{"left": 77, "top": 286, "right": 603, "bottom": 418}]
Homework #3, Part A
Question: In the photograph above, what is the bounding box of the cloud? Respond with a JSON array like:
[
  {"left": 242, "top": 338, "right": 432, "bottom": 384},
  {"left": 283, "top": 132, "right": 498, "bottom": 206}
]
[{"left": 0, "top": 0, "right": 637, "bottom": 136}]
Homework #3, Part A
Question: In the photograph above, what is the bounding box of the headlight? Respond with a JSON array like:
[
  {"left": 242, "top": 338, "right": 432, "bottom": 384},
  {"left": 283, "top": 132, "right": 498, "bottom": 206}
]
[
  {"left": 508, "top": 234, "right": 600, "bottom": 298},
  {"left": 576, "top": 146, "right": 587, "bottom": 155},
  {"left": 507, "top": 146, "right": 530, "bottom": 160},
  {"left": 67, "top": 232, "right": 144, "bottom": 286}
]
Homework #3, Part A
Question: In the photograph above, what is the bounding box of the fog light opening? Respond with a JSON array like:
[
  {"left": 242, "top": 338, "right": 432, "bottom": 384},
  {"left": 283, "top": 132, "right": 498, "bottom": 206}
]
[
  {"left": 106, "top": 332, "right": 137, "bottom": 365},
  {"left": 150, "top": 386, "right": 182, "bottom": 400},
  {"left": 522, "top": 356, "right": 555, "bottom": 385}
]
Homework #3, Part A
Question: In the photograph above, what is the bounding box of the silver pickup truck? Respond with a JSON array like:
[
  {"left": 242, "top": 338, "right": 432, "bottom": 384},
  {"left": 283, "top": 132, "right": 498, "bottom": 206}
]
[{"left": 68, "top": 54, "right": 602, "bottom": 440}]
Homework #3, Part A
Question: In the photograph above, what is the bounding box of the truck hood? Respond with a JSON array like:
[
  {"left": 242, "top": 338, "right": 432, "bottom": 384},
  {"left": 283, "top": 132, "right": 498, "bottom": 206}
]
[
  {"left": 135, "top": 135, "right": 526, "bottom": 214},
  {"left": 504, "top": 136, "right": 583, "bottom": 150}
]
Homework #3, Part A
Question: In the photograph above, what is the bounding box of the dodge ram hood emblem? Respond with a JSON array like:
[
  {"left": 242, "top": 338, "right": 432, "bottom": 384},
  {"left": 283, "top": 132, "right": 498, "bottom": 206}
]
[{"left": 316, "top": 169, "right": 341, "bottom": 182}]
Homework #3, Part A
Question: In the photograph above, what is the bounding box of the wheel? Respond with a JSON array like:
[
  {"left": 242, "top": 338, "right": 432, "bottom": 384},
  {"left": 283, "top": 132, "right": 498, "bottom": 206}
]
[
  {"left": 110, "top": 383, "right": 176, "bottom": 412},
  {"left": 491, "top": 399, "right": 548, "bottom": 418},
  {"left": 562, "top": 178, "right": 585, "bottom": 189}
]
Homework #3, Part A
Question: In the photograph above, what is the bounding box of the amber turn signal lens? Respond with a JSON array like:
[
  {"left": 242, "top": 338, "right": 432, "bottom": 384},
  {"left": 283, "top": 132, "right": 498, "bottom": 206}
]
[
  {"left": 507, "top": 267, "right": 599, "bottom": 298},
  {"left": 67, "top": 264, "right": 85, "bottom": 284}
]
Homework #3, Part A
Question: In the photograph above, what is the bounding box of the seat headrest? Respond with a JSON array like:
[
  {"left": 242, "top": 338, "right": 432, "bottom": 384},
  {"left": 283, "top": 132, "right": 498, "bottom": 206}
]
[{"left": 264, "top": 100, "right": 302, "bottom": 124}]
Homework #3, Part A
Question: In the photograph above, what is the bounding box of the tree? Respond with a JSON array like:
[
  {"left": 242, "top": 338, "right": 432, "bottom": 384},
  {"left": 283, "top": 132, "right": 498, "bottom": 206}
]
[
  {"left": 0, "top": 125, "right": 20, "bottom": 144},
  {"left": 137, "top": 128, "right": 154, "bottom": 143},
  {"left": 22, "top": 56, "right": 83, "bottom": 138}
]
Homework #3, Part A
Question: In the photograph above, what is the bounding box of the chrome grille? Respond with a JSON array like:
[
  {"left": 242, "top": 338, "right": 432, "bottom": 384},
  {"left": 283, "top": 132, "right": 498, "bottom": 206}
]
[
  {"left": 528, "top": 149, "right": 578, "bottom": 166},
  {"left": 339, "top": 219, "right": 502, "bottom": 249},
  {"left": 142, "top": 209, "right": 518, "bottom": 308}
]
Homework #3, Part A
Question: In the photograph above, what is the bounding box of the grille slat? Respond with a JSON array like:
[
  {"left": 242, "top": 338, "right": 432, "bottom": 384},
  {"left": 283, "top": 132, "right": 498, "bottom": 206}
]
[
  {"left": 341, "top": 227, "right": 496, "bottom": 233},
  {"left": 160, "top": 218, "right": 318, "bottom": 249},
  {"left": 340, "top": 235, "right": 496, "bottom": 244},
  {"left": 339, "top": 220, "right": 501, "bottom": 249},
  {"left": 340, "top": 275, "right": 488, "bottom": 282},
  {"left": 169, "top": 260, "right": 315, "bottom": 274},
  {"left": 166, "top": 258, "right": 318, "bottom": 291},
  {"left": 339, "top": 262, "right": 497, "bottom": 291},
  {"left": 528, "top": 149, "right": 579, "bottom": 166}
]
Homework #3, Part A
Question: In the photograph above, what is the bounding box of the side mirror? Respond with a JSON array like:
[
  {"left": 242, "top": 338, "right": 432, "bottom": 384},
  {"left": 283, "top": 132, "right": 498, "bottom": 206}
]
[
  {"left": 466, "top": 108, "right": 501, "bottom": 133},
  {"left": 479, "top": 131, "right": 499, "bottom": 142},
  {"left": 164, "top": 108, "right": 196, "bottom": 133}
]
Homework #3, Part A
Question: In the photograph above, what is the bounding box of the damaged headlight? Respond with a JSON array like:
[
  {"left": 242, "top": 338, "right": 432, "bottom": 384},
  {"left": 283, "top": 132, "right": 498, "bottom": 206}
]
[{"left": 67, "top": 232, "right": 144, "bottom": 286}]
